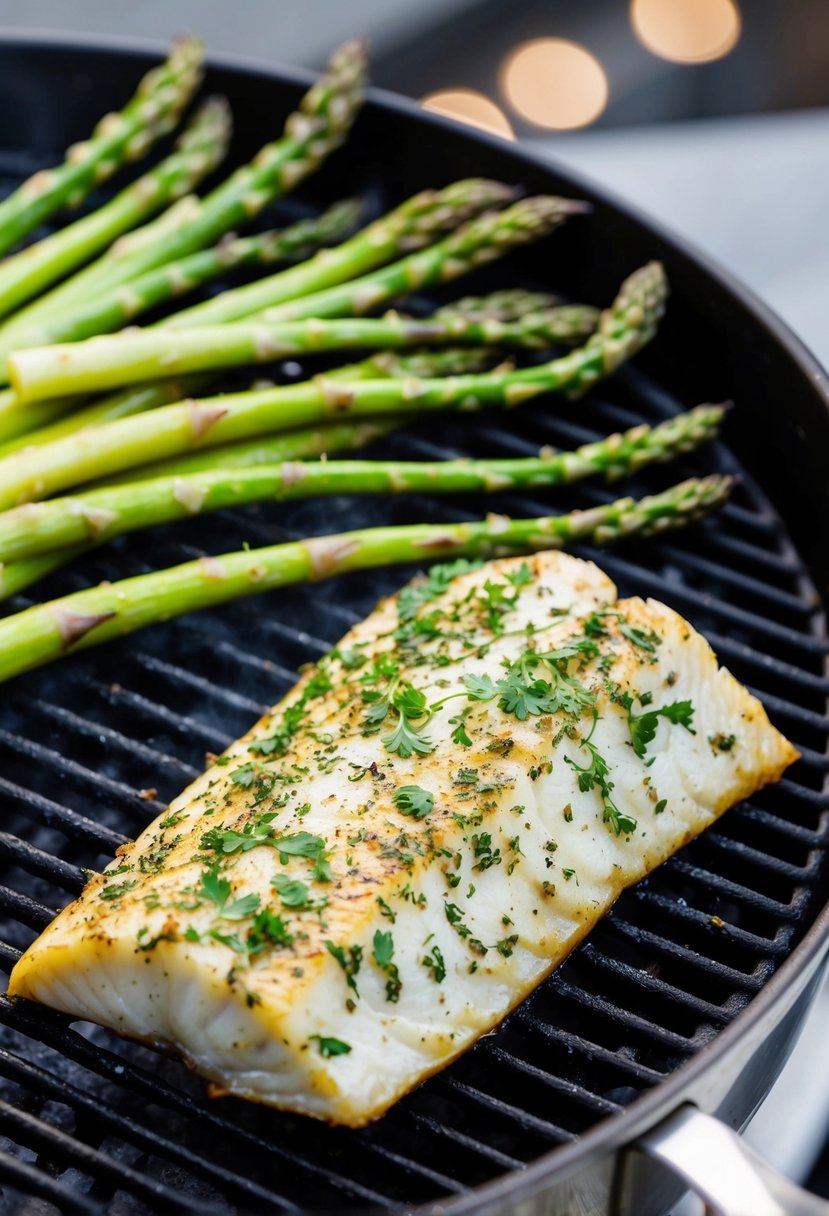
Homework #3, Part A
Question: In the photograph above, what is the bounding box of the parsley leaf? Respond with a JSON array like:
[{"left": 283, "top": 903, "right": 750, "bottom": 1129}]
[
  {"left": 246, "top": 908, "right": 293, "bottom": 954},
  {"left": 310, "top": 1035, "right": 352, "bottom": 1058},
  {"left": 618, "top": 621, "right": 662, "bottom": 652},
  {"left": 383, "top": 712, "right": 433, "bottom": 759},
  {"left": 463, "top": 672, "right": 498, "bottom": 701},
  {"left": 627, "top": 699, "right": 695, "bottom": 758},
  {"left": 565, "top": 735, "right": 637, "bottom": 837},
  {"left": 449, "top": 706, "right": 473, "bottom": 747},
  {"left": 270, "top": 873, "right": 327, "bottom": 911},
  {"left": 422, "top": 944, "right": 446, "bottom": 983},
  {"left": 372, "top": 929, "right": 402, "bottom": 1002},
  {"left": 392, "top": 785, "right": 434, "bottom": 819},
  {"left": 325, "top": 940, "right": 363, "bottom": 997},
  {"left": 198, "top": 870, "right": 261, "bottom": 921}
]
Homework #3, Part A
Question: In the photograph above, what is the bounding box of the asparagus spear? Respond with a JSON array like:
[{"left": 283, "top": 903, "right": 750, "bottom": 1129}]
[
  {"left": 183, "top": 194, "right": 583, "bottom": 328},
  {"left": 0, "top": 176, "right": 510, "bottom": 400},
  {"left": 0, "top": 476, "right": 731, "bottom": 682},
  {"left": 0, "top": 346, "right": 486, "bottom": 462},
  {"left": 11, "top": 303, "right": 599, "bottom": 402},
  {"left": 0, "top": 39, "right": 367, "bottom": 348},
  {"left": 0, "top": 193, "right": 569, "bottom": 447},
  {"left": 0, "top": 200, "right": 362, "bottom": 445},
  {"left": 0, "top": 263, "right": 665, "bottom": 509},
  {"left": 0, "top": 37, "right": 203, "bottom": 257},
  {"left": 0, "top": 98, "right": 232, "bottom": 322},
  {"left": 434, "top": 289, "right": 562, "bottom": 321},
  {"left": 0, "top": 406, "right": 723, "bottom": 564}
]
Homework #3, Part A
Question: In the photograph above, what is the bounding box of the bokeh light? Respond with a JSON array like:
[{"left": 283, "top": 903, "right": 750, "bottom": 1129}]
[
  {"left": 500, "top": 38, "right": 609, "bottom": 130},
  {"left": 631, "top": 0, "right": 741, "bottom": 64},
  {"left": 421, "top": 88, "right": 514, "bottom": 139}
]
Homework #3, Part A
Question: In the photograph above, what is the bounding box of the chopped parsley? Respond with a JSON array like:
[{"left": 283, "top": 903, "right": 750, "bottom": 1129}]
[
  {"left": 325, "top": 940, "right": 363, "bottom": 997},
  {"left": 392, "top": 784, "right": 434, "bottom": 819},
  {"left": 624, "top": 697, "right": 696, "bottom": 758},
  {"left": 565, "top": 718, "right": 637, "bottom": 837},
  {"left": 372, "top": 930, "right": 402, "bottom": 1003},
  {"left": 270, "top": 873, "right": 327, "bottom": 912},
  {"left": 422, "top": 944, "right": 446, "bottom": 983},
  {"left": 198, "top": 870, "right": 261, "bottom": 921},
  {"left": 309, "top": 1035, "right": 352, "bottom": 1058}
]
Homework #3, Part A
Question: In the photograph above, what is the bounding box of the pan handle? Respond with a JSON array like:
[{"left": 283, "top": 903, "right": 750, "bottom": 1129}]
[{"left": 635, "top": 1105, "right": 829, "bottom": 1216}]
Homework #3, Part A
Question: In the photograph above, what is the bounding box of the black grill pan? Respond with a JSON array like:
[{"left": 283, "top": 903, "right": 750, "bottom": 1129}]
[{"left": 0, "top": 32, "right": 827, "bottom": 1216}]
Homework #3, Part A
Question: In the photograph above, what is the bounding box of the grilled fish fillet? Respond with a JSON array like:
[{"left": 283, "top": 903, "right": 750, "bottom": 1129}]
[{"left": 8, "top": 551, "right": 797, "bottom": 1125}]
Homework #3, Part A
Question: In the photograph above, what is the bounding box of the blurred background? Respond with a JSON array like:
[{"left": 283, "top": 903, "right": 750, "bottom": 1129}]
[
  {"left": 1, "top": 1, "right": 828, "bottom": 1208},
  {"left": 1, "top": 0, "right": 828, "bottom": 364}
]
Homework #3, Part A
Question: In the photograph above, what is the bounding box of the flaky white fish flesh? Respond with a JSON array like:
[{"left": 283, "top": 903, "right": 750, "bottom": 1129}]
[{"left": 8, "top": 551, "right": 797, "bottom": 1125}]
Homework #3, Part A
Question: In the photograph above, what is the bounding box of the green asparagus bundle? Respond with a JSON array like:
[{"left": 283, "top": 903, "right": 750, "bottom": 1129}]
[
  {"left": 2, "top": 178, "right": 510, "bottom": 359},
  {"left": 0, "top": 347, "right": 458, "bottom": 596},
  {"left": 0, "top": 97, "right": 232, "bottom": 321},
  {"left": 10, "top": 303, "right": 600, "bottom": 401},
  {"left": 0, "top": 263, "right": 666, "bottom": 509},
  {"left": 0, "top": 200, "right": 362, "bottom": 446},
  {"left": 0, "top": 475, "right": 732, "bottom": 683},
  {"left": 0, "top": 39, "right": 367, "bottom": 350},
  {"left": 0, "top": 194, "right": 572, "bottom": 448},
  {"left": 0, "top": 406, "right": 722, "bottom": 563},
  {"left": 187, "top": 194, "right": 583, "bottom": 329},
  {"left": 0, "top": 37, "right": 204, "bottom": 257}
]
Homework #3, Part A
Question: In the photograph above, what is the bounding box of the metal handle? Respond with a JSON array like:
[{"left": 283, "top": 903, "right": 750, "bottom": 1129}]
[{"left": 636, "top": 1105, "right": 829, "bottom": 1216}]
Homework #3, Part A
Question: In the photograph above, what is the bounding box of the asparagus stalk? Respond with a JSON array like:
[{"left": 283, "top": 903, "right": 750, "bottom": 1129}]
[
  {"left": 10, "top": 303, "right": 599, "bottom": 402},
  {"left": 0, "top": 475, "right": 732, "bottom": 683},
  {"left": 108, "top": 350, "right": 489, "bottom": 482},
  {"left": 0, "top": 263, "right": 666, "bottom": 509},
  {"left": 0, "top": 176, "right": 510, "bottom": 401},
  {"left": 162, "top": 180, "right": 518, "bottom": 330},
  {"left": 0, "top": 37, "right": 203, "bottom": 257},
  {"left": 0, "top": 345, "right": 485, "bottom": 462},
  {"left": 0, "top": 416, "right": 404, "bottom": 599},
  {"left": 0, "top": 98, "right": 232, "bottom": 322},
  {"left": 0, "top": 406, "right": 723, "bottom": 564},
  {"left": 0, "top": 200, "right": 362, "bottom": 446},
  {"left": 434, "top": 289, "right": 561, "bottom": 322},
  {"left": 0, "top": 39, "right": 367, "bottom": 348},
  {"left": 0, "top": 193, "right": 570, "bottom": 447},
  {"left": 204, "top": 195, "right": 584, "bottom": 327}
]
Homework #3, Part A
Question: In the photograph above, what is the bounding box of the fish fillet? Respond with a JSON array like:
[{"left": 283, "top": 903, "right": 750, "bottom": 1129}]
[{"left": 8, "top": 551, "right": 798, "bottom": 1125}]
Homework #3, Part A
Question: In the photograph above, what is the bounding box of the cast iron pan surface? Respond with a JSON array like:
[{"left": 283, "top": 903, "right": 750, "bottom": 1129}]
[{"left": 0, "top": 34, "right": 827, "bottom": 1215}]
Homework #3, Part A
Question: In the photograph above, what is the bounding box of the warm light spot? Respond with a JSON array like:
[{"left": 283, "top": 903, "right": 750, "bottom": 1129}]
[
  {"left": 421, "top": 89, "right": 514, "bottom": 139},
  {"left": 500, "top": 39, "right": 609, "bottom": 131},
  {"left": 631, "top": 0, "right": 741, "bottom": 64}
]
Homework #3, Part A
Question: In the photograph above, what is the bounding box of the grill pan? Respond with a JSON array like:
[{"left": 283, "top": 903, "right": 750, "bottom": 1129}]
[{"left": 0, "top": 32, "right": 828, "bottom": 1216}]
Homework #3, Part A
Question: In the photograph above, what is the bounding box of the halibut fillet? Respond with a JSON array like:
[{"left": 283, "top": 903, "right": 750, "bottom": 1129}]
[{"left": 8, "top": 551, "right": 798, "bottom": 1125}]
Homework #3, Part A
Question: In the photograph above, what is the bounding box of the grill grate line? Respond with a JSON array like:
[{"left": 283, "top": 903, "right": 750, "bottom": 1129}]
[
  {"left": 0, "top": 727, "right": 165, "bottom": 817},
  {"left": 579, "top": 944, "right": 732, "bottom": 1024},
  {"left": 0, "top": 1099, "right": 213, "bottom": 1213},
  {"left": 0, "top": 1047, "right": 303, "bottom": 1213},
  {"left": 436, "top": 1077, "right": 576, "bottom": 1143},
  {"left": 487, "top": 1044, "right": 622, "bottom": 1116},
  {"left": 0, "top": 998, "right": 456, "bottom": 1207},
  {"left": 0, "top": 884, "right": 56, "bottom": 930},
  {"left": 0, "top": 777, "right": 127, "bottom": 850},
  {"left": 84, "top": 678, "right": 235, "bottom": 751},
  {"left": 0, "top": 1146, "right": 103, "bottom": 1215},
  {"left": 18, "top": 697, "right": 202, "bottom": 780},
  {"left": 0, "top": 833, "right": 86, "bottom": 891}
]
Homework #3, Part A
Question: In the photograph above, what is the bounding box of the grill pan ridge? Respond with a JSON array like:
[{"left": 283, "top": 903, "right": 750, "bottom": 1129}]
[{"left": 0, "top": 35, "right": 827, "bottom": 1216}]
